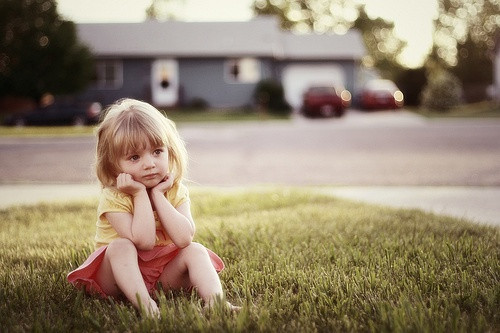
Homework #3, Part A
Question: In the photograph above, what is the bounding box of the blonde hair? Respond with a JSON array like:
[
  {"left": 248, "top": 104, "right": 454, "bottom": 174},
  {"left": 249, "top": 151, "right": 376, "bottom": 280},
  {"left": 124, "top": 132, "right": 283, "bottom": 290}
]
[{"left": 95, "top": 98, "right": 187, "bottom": 187}]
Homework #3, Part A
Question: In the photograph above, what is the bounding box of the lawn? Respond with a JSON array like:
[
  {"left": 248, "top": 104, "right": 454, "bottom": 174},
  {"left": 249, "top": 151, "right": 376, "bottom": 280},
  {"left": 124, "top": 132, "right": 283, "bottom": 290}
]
[
  {"left": 0, "top": 189, "right": 499, "bottom": 332},
  {"left": 413, "top": 101, "right": 500, "bottom": 118},
  {"left": 0, "top": 109, "right": 289, "bottom": 137},
  {"left": 0, "top": 124, "right": 96, "bottom": 137}
]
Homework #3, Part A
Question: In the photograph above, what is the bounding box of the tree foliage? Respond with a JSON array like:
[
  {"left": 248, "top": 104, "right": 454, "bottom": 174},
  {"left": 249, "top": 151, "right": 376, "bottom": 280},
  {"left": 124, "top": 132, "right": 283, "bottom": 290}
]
[
  {"left": 433, "top": 0, "right": 499, "bottom": 67},
  {"left": 453, "top": 32, "right": 494, "bottom": 101},
  {"left": 394, "top": 67, "right": 427, "bottom": 107},
  {"left": 253, "top": 0, "right": 358, "bottom": 33},
  {"left": 146, "top": 0, "right": 186, "bottom": 21},
  {"left": 352, "top": 6, "right": 406, "bottom": 80},
  {"left": 431, "top": 0, "right": 499, "bottom": 101},
  {"left": 0, "top": 0, "right": 93, "bottom": 101},
  {"left": 252, "top": 0, "right": 406, "bottom": 79}
]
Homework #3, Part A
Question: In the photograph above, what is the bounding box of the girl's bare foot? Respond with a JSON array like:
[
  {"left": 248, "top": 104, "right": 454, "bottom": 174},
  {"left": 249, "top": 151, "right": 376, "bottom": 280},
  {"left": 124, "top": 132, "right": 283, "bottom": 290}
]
[
  {"left": 227, "top": 302, "right": 242, "bottom": 312},
  {"left": 142, "top": 298, "right": 160, "bottom": 318},
  {"left": 204, "top": 298, "right": 241, "bottom": 313}
]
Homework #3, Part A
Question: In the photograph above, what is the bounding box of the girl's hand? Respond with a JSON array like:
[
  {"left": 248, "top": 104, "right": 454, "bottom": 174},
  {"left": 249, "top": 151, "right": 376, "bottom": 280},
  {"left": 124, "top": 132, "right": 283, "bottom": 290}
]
[
  {"left": 151, "top": 173, "right": 174, "bottom": 195},
  {"left": 116, "top": 173, "right": 146, "bottom": 196}
]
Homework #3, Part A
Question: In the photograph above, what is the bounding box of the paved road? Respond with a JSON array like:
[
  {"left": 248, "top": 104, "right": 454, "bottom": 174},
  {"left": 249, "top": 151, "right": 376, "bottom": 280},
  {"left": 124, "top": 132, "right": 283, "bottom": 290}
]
[
  {"left": 183, "top": 112, "right": 500, "bottom": 186},
  {"left": 1, "top": 110, "right": 500, "bottom": 186},
  {"left": 1, "top": 110, "right": 500, "bottom": 226}
]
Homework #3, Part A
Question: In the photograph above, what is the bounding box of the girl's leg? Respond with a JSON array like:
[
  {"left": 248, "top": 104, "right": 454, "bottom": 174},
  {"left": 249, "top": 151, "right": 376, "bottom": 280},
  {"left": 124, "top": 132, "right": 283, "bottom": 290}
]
[
  {"left": 95, "top": 238, "right": 159, "bottom": 316},
  {"left": 158, "top": 242, "right": 223, "bottom": 306}
]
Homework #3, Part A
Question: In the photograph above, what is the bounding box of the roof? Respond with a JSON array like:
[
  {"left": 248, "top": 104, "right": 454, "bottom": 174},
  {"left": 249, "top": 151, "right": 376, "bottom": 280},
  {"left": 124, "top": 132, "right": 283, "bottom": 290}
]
[
  {"left": 281, "top": 30, "right": 365, "bottom": 60},
  {"left": 77, "top": 16, "right": 365, "bottom": 60}
]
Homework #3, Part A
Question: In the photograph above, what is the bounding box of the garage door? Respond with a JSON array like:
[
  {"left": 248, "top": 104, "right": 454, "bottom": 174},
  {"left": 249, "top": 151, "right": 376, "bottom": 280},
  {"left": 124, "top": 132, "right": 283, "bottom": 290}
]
[{"left": 282, "top": 64, "right": 345, "bottom": 109}]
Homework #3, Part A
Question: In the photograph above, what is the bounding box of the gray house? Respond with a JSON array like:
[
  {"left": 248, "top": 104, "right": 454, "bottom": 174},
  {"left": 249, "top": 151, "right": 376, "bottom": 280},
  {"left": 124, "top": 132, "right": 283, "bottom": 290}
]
[{"left": 76, "top": 16, "right": 365, "bottom": 109}]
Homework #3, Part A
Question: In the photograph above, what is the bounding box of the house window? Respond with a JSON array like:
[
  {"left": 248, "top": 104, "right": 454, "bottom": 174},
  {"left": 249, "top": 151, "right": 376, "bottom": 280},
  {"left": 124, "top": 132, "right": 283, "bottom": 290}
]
[
  {"left": 225, "top": 58, "right": 260, "bottom": 83},
  {"left": 92, "top": 60, "right": 123, "bottom": 89}
]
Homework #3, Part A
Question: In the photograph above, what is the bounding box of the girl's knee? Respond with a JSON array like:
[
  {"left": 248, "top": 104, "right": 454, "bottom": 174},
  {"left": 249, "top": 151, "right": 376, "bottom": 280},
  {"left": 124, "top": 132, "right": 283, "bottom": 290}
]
[
  {"left": 106, "top": 238, "right": 137, "bottom": 258},
  {"left": 183, "top": 242, "right": 209, "bottom": 258}
]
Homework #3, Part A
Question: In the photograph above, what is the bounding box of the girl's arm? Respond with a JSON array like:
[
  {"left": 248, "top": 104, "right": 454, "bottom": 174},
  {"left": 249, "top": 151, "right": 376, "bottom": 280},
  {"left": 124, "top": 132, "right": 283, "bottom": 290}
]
[
  {"left": 105, "top": 173, "right": 157, "bottom": 250},
  {"left": 150, "top": 177, "right": 195, "bottom": 248}
]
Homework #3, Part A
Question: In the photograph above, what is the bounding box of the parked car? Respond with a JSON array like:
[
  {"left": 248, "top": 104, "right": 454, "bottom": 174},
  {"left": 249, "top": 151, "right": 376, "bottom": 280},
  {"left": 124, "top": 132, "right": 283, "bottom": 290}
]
[
  {"left": 301, "top": 85, "right": 351, "bottom": 118},
  {"left": 359, "top": 79, "right": 404, "bottom": 110},
  {"left": 3, "top": 96, "right": 102, "bottom": 126}
]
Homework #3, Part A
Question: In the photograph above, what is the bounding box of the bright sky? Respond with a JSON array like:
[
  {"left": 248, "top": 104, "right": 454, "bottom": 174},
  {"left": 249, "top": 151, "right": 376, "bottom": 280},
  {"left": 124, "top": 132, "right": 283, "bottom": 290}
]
[{"left": 56, "top": 0, "right": 438, "bottom": 68}]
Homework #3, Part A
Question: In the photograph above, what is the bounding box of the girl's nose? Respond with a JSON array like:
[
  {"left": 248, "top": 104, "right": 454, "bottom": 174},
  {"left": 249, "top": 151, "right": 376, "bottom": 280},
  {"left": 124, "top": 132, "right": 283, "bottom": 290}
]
[{"left": 143, "top": 155, "right": 155, "bottom": 169}]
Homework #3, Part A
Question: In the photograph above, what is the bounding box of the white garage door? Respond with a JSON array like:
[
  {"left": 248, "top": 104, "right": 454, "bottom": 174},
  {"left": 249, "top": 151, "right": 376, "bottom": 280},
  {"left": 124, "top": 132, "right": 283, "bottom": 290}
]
[{"left": 282, "top": 64, "right": 345, "bottom": 109}]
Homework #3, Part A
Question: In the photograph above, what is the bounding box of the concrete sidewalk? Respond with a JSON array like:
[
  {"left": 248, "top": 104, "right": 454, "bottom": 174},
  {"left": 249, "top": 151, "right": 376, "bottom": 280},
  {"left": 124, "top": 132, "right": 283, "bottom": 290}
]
[
  {"left": 322, "top": 186, "right": 500, "bottom": 227},
  {"left": 0, "top": 183, "right": 498, "bottom": 227}
]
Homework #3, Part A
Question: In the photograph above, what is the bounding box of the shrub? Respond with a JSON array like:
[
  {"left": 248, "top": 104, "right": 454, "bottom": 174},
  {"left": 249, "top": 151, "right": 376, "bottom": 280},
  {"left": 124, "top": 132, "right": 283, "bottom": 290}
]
[
  {"left": 186, "top": 97, "right": 209, "bottom": 110},
  {"left": 421, "top": 70, "right": 463, "bottom": 111},
  {"left": 254, "top": 80, "right": 291, "bottom": 116}
]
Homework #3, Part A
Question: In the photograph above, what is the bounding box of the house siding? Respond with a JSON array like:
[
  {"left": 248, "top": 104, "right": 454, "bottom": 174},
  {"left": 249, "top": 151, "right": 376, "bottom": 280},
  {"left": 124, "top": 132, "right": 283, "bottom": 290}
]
[
  {"left": 79, "top": 58, "right": 152, "bottom": 107},
  {"left": 80, "top": 57, "right": 279, "bottom": 109},
  {"left": 79, "top": 57, "right": 359, "bottom": 109},
  {"left": 180, "top": 59, "right": 246, "bottom": 108},
  {"left": 179, "top": 58, "right": 275, "bottom": 108},
  {"left": 75, "top": 20, "right": 365, "bottom": 109}
]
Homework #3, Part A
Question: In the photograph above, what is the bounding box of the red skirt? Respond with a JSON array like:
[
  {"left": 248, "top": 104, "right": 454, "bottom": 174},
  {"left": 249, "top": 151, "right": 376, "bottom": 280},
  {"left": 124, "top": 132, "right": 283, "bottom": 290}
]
[{"left": 67, "top": 243, "right": 224, "bottom": 298}]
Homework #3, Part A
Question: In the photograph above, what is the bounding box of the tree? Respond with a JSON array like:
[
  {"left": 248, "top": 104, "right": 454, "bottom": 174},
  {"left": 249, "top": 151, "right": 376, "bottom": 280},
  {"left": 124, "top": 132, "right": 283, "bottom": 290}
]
[
  {"left": 352, "top": 6, "right": 406, "bottom": 80},
  {"left": 431, "top": 0, "right": 499, "bottom": 101},
  {"left": 146, "top": 0, "right": 186, "bottom": 21},
  {"left": 252, "top": 0, "right": 406, "bottom": 79},
  {"left": 394, "top": 67, "right": 427, "bottom": 106},
  {"left": 253, "top": 0, "right": 358, "bottom": 33},
  {"left": 433, "top": 0, "right": 499, "bottom": 67},
  {"left": 0, "top": 0, "right": 93, "bottom": 101},
  {"left": 453, "top": 32, "right": 494, "bottom": 101}
]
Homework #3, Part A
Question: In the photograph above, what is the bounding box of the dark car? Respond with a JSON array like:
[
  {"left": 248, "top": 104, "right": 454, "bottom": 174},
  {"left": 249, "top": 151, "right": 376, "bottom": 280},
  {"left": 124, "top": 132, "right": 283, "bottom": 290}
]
[
  {"left": 359, "top": 79, "right": 404, "bottom": 110},
  {"left": 301, "top": 85, "right": 351, "bottom": 118},
  {"left": 3, "top": 96, "right": 102, "bottom": 126}
]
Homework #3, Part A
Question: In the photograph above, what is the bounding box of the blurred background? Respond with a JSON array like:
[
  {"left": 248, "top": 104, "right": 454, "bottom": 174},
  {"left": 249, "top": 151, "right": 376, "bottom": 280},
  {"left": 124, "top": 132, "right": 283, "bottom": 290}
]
[
  {"left": 1, "top": 0, "right": 500, "bottom": 225},
  {"left": 0, "top": 0, "right": 499, "bottom": 117}
]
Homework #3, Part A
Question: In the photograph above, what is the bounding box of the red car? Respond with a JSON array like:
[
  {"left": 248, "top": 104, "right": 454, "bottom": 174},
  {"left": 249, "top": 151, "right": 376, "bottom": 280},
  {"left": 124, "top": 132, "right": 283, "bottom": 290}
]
[
  {"left": 302, "top": 85, "right": 351, "bottom": 118},
  {"left": 360, "top": 79, "right": 404, "bottom": 110}
]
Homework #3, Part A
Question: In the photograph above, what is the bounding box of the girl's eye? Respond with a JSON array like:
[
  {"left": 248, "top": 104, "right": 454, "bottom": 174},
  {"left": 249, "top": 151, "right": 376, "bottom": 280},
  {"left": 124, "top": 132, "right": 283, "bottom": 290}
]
[
  {"left": 154, "top": 149, "right": 163, "bottom": 155},
  {"left": 130, "top": 155, "right": 139, "bottom": 161}
]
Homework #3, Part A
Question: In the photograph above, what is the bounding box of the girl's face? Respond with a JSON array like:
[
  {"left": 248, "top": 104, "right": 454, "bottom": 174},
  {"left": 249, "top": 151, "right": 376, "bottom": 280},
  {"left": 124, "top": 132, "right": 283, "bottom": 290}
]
[{"left": 117, "top": 141, "right": 169, "bottom": 188}]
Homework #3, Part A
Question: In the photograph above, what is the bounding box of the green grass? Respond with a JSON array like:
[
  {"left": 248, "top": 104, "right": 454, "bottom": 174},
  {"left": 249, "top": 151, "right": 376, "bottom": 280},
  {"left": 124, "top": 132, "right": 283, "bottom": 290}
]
[
  {"left": 0, "top": 125, "right": 97, "bottom": 137},
  {"left": 1, "top": 189, "right": 499, "bottom": 332},
  {"left": 414, "top": 101, "right": 500, "bottom": 118},
  {"left": 0, "top": 109, "right": 289, "bottom": 137},
  {"left": 165, "top": 108, "right": 289, "bottom": 123}
]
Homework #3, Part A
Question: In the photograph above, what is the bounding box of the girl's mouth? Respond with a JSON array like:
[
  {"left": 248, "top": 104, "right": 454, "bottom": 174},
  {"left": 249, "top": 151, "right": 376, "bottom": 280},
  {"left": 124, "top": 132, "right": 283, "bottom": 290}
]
[{"left": 143, "top": 173, "right": 158, "bottom": 180}]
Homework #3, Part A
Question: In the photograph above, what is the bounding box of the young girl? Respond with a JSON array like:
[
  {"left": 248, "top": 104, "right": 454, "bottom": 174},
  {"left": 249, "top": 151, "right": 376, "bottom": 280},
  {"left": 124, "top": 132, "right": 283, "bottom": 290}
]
[{"left": 68, "top": 98, "right": 237, "bottom": 316}]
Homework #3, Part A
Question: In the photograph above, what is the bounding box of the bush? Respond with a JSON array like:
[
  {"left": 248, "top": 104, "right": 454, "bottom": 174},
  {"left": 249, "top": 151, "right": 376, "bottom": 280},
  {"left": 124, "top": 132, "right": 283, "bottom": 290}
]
[
  {"left": 254, "top": 80, "right": 291, "bottom": 116},
  {"left": 186, "top": 97, "right": 209, "bottom": 110},
  {"left": 421, "top": 70, "right": 463, "bottom": 111}
]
